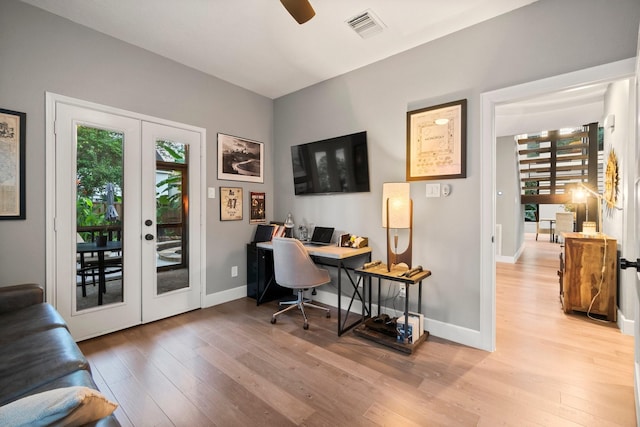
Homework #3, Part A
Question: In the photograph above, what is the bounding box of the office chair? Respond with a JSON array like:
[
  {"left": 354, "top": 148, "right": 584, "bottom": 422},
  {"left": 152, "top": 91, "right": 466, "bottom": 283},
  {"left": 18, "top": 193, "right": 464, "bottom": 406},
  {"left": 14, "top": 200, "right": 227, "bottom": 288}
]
[
  {"left": 554, "top": 212, "right": 575, "bottom": 244},
  {"left": 270, "top": 237, "right": 331, "bottom": 330}
]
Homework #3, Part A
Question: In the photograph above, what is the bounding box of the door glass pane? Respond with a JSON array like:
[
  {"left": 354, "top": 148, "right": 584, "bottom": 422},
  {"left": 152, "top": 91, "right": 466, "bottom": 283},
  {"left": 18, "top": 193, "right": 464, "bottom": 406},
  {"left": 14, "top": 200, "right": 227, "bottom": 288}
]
[
  {"left": 76, "top": 126, "right": 124, "bottom": 310},
  {"left": 156, "top": 140, "right": 189, "bottom": 294}
]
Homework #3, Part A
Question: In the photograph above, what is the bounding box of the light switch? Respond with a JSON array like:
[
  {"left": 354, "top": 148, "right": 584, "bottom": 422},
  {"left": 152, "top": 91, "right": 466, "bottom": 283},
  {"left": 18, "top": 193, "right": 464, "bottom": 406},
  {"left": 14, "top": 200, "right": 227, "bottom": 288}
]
[
  {"left": 208, "top": 187, "right": 216, "bottom": 199},
  {"left": 425, "top": 183, "right": 441, "bottom": 198}
]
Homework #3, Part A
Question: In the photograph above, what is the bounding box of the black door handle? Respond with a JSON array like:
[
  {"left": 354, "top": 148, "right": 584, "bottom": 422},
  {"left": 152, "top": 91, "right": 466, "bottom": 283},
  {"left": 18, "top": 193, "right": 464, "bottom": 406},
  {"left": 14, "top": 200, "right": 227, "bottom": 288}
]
[
  {"left": 145, "top": 234, "right": 154, "bottom": 241},
  {"left": 620, "top": 258, "right": 640, "bottom": 271}
]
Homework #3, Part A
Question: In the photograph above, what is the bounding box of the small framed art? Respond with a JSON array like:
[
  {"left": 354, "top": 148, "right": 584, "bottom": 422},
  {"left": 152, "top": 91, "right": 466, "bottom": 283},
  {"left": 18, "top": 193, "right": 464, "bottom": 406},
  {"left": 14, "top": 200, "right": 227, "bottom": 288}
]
[
  {"left": 217, "top": 133, "right": 264, "bottom": 183},
  {"left": 406, "top": 99, "right": 467, "bottom": 181},
  {"left": 0, "top": 108, "right": 26, "bottom": 219},
  {"left": 220, "top": 187, "right": 243, "bottom": 221},
  {"left": 250, "top": 192, "right": 266, "bottom": 224}
]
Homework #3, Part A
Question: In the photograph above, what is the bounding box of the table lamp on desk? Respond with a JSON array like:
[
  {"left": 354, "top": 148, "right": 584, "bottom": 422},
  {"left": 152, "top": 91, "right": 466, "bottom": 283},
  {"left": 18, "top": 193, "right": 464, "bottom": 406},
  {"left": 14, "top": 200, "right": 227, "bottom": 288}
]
[{"left": 382, "top": 182, "right": 413, "bottom": 272}]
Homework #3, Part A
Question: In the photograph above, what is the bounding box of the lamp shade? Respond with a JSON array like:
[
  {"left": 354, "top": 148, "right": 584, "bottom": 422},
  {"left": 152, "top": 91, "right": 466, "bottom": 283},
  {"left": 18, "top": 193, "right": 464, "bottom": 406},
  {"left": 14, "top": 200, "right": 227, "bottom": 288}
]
[{"left": 382, "top": 182, "right": 410, "bottom": 228}]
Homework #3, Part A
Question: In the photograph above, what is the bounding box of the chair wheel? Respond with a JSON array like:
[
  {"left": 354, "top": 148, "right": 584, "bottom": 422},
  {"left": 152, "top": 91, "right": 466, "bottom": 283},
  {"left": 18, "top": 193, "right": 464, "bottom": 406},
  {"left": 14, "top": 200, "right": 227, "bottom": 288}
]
[
  {"left": 271, "top": 317, "right": 276, "bottom": 324},
  {"left": 303, "top": 322, "right": 309, "bottom": 330},
  {"left": 326, "top": 311, "right": 331, "bottom": 318}
]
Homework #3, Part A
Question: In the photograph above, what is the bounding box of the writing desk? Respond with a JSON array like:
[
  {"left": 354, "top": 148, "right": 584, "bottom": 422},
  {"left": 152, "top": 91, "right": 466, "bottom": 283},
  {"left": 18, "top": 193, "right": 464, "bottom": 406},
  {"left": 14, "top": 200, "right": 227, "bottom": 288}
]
[
  {"left": 354, "top": 264, "right": 431, "bottom": 354},
  {"left": 255, "top": 241, "right": 372, "bottom": 336}
]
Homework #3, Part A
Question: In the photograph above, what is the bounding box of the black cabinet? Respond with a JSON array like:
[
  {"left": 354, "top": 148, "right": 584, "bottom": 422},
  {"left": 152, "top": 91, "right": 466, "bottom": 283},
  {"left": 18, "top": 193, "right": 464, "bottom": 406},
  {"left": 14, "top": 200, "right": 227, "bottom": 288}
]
[{"left": 246, "top": 243, "right": 291, "bottom": 303}]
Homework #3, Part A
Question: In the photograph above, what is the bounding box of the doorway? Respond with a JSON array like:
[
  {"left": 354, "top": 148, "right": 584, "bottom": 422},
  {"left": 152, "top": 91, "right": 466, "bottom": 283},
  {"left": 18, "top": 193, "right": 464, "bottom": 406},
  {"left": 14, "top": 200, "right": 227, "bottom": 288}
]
[
  {"left": 45, "top": 94, "right": 206, "bottom": 340},
  {"left": 480, "top": 58, "right": 636, "bottom": 351}
]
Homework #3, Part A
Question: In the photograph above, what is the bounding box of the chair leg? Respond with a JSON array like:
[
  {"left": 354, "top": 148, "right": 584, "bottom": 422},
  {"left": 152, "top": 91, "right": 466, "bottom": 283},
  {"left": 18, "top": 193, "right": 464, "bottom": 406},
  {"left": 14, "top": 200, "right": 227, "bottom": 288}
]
[{"left": 271, "top": 289, "right": 330, "bottom": 330}]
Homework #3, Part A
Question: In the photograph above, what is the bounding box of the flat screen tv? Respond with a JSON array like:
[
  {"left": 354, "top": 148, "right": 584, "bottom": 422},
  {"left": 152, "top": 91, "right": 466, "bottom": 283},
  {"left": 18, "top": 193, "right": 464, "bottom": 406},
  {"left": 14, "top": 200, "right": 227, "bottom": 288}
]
[{"left": 290, "top": 131, "right": 370, "bottom": 195}]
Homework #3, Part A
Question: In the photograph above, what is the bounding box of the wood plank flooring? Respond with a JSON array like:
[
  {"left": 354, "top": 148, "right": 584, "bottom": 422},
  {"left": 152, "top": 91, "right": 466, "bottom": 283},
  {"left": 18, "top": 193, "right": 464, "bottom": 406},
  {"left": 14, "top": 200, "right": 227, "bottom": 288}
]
[{"left": 79, "top": 234, "right": 636, "bottom": 426}]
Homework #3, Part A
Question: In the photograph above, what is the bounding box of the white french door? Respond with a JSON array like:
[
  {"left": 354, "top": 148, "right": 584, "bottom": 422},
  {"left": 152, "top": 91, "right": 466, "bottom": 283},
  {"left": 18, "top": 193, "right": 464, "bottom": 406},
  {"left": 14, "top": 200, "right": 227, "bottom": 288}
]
[
  {"left": 141, "top": 122, "right": 202, "bottom": 323},
  {"left": 48, "top": 95, "right": 204, "bottom": 340}
]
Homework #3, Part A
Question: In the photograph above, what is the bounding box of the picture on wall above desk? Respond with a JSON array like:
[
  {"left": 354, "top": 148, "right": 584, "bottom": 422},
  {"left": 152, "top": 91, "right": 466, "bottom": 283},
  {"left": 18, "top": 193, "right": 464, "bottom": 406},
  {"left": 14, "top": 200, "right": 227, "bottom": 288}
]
[
  {"left": 0, "top": 108, "right": 26, "bottom": 219},
  {"left": 217, "top": 133, "right": 264, "bottom": 183},
  {"left": 406, "top": 99, "right": 467, "bottom": 181},
  {"left": 220, "top": 186, "right": 243, "bottom": 221},
  {"left": 250, "top": 191, "right": 266, "bottom": 224}
]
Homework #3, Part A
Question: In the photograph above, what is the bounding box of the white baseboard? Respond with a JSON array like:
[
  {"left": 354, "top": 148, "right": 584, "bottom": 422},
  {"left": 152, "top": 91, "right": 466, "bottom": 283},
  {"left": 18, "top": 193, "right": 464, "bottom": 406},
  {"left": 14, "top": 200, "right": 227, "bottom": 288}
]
[
  {"left": 203, "top": 285, "right": 247, "bottom": 307},
  {"left": 618, "top": 308, "right": 634, "bottom": 336}
]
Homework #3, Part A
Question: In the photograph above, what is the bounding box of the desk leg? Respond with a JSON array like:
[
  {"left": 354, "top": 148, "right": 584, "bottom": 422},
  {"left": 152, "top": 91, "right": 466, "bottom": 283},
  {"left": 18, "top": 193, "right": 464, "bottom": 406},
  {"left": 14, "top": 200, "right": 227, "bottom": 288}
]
[
  {"left": 418, "top": 281, "right": 422, "bottom": 314},
  {"left": 402, "top": 284, "right": 410, "bottom": 344}
]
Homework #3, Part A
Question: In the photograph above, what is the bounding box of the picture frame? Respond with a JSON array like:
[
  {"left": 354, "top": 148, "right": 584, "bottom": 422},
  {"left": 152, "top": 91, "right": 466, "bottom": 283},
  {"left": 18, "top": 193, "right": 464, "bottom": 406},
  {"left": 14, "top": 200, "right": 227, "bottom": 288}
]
[
  {"left": 250, "top": 191, "right": 266, "bottom": 224},
  {"left": 0, "top": 108, "right": 26, "bottom": 219},
  {"left": 220, "top": 187, "right": 243, "bottom": 221},
  {"left": 217, "top": 133, "right": 264, "bottom": 183},
  {"left": 406, "top": 99, "right": 467, "bottom": 181}
]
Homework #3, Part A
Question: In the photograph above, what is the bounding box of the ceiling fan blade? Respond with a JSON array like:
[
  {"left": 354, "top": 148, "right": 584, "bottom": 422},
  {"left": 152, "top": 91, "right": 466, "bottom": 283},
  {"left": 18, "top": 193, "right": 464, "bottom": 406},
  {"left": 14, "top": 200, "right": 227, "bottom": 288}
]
[{"left": 280, "top": 0, "right": 315, "bottom": 24}]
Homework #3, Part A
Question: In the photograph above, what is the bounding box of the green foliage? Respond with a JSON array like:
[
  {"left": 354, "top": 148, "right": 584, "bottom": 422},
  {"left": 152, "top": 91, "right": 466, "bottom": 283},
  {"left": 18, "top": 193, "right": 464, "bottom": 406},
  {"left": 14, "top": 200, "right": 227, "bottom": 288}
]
[{"left": 76, "top": 126, "right": 123, "bottom": 198}]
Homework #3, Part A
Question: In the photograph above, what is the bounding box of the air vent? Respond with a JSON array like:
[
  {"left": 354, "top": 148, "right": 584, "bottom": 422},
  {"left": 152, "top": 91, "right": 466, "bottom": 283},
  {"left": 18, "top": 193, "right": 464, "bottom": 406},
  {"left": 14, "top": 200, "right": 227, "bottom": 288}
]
[{"left": 346, "top": 9, "right": 385, "bottom": 39}]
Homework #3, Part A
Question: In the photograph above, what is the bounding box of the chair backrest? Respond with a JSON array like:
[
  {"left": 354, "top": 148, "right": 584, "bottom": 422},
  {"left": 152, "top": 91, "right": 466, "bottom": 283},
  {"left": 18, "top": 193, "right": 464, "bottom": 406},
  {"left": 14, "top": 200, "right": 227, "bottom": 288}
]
[
  {"left": 272, "top": 237, "right": 331, "bottom": 289},
  {"left": 555, "top": 212, "right": 574, "bottom": 234}
]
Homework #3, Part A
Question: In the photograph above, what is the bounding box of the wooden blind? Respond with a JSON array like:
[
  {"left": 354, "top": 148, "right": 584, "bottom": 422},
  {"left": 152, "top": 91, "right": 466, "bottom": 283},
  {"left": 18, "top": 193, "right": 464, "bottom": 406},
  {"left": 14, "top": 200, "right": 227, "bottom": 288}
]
[{"left": 519, "top": 123, "right": 598, "bottom": 205}]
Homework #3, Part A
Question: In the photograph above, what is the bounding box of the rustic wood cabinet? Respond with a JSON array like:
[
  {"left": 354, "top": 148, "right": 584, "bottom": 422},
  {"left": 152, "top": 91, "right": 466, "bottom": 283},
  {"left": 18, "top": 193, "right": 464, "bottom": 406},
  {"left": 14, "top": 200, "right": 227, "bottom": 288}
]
[{"left": 560, "top": 232, "right": 617, "bottom": 321}]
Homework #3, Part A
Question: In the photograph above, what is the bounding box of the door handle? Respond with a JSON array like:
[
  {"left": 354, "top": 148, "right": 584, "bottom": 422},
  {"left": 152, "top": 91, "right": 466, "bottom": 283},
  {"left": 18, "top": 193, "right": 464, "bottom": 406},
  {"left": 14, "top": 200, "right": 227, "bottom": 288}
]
[
  {"left": 620, "top": 258, "right": 640, "bottom": 271},
  {"left": 145, "top": 234, "right": 154, "bottom": 241}
]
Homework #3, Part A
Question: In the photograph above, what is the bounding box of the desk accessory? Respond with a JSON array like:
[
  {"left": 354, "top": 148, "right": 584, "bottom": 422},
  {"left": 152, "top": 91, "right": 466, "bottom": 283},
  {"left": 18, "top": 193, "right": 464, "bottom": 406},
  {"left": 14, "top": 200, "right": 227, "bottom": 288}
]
[
  {"left": 363, "top": 260, "right": 382, "bottom": 269},
  {"left": 402, "top": 265, "right": 423, "bottom": 278}
]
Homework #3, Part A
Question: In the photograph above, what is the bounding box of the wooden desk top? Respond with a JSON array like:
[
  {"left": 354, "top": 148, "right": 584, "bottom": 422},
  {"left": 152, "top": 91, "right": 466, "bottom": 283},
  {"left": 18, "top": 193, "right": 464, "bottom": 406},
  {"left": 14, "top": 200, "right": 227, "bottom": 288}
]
[
  {"left": 561, "top": 232, "right": 615, "bottom": 241},
  {"left": 256, "top": 241, "right": 372, "bottom": 260},
  {"left": 355, "top": 263, "right": 432, "bottom": 284}
]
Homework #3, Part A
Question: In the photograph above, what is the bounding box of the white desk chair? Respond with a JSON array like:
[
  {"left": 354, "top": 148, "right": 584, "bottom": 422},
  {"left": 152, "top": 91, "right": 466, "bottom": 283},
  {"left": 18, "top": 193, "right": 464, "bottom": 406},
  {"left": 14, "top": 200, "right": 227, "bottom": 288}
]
[{"left": 270, "top": 237, "right": 331, "bottom": 330}]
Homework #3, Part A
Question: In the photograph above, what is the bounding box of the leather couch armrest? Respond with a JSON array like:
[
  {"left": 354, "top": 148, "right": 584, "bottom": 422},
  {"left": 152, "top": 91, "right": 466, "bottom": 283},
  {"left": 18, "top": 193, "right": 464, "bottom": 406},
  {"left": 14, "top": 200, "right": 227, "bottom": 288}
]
[{"left": 0, "top": 284, "right": 44, "bottom": 313}]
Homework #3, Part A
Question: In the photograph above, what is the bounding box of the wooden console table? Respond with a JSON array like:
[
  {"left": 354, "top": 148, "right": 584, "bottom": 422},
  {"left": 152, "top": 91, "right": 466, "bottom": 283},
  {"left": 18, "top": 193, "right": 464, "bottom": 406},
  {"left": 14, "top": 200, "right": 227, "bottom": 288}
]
[
  {"left": 354, "top": 264, "right": 431, "bottom": 354},
  {"left": 560, "top": 232, "right": 617, "bottom": 321}
]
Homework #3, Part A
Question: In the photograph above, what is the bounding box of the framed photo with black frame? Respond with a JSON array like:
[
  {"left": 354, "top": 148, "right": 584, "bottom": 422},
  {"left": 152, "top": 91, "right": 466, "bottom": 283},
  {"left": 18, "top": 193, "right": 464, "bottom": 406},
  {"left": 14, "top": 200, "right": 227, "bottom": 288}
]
[
  {"left": 217, "top": 133, "right": 264, "bottom": 183},
  {"left": 220, "top": 187, "right": 243, "bottom": 221},
  {"left": 250, "top": 191, "right": 266, "bottom": 224},
  {"left": 0, "top": 108, "right": 26, "bottom": 219},
  {"left": 406, "top": 99, "right": 467, "bottom": 181}
]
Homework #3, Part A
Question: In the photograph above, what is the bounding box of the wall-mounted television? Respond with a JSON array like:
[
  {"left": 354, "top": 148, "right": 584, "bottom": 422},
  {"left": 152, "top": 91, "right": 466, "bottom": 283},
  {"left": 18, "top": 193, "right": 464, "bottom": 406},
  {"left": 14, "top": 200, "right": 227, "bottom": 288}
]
[{"left": 290, "top": 131, "right": 370, "bottom": 195}]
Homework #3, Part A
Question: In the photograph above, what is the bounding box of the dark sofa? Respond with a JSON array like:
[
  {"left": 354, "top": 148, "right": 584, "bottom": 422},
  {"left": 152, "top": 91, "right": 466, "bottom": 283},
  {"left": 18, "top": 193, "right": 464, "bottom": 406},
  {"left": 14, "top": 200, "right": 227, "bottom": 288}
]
[{"left": 0, "top": 284, "right": 120, "bottom": 426}]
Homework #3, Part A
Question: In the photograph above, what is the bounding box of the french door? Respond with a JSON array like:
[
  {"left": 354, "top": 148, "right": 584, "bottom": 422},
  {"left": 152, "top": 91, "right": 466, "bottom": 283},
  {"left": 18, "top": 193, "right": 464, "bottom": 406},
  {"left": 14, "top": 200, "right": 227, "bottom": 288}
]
[{"left": 49, "top": 96, "right": 204, "bottom": 340}]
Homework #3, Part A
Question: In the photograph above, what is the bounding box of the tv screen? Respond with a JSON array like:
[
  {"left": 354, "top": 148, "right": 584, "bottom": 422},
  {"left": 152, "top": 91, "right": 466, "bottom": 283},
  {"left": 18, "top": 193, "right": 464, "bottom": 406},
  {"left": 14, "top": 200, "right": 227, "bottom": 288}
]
[{"left": 290, "top": 131, "right": 370, "bottom": 195}]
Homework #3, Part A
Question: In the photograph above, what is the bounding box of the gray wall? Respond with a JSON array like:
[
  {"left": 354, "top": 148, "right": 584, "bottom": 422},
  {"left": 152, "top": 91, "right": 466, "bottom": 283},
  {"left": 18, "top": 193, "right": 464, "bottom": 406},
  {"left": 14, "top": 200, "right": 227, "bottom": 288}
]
[
  {"left": 0, "top": 1, "right": 274, "bottom": 295},
  {"left": 496, "top": 136, "right": 524, "bottom": 259},
  {"left": 273, "top": 0, "right": 640, "bottom": 331}
]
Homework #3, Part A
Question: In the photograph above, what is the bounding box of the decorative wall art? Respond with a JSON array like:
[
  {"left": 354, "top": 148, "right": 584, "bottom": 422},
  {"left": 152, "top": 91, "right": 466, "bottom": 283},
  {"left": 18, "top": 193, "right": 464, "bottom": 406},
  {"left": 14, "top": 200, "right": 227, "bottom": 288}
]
[
  {"left": 250, "top": 192, "right": 266, "bottom": 224},
  {"left": 220, "top": 187, "right": 243, "bottom": 221},
  {"left": 406, "top": 99, "right": 467, "bottom": 181},
  {"left": 0, "top": 108, "right": 26, "bottom": 219},
  {"left": 217, "top": 133, "right": 264, "bottom": 183}
]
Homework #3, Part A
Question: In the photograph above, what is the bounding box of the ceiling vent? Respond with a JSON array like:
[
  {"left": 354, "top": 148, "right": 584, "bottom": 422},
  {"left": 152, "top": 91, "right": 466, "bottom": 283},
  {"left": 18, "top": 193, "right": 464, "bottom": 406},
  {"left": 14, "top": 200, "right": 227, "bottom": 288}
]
[{"left": 346, "top": 10, "right": 385, "bottom": 39}]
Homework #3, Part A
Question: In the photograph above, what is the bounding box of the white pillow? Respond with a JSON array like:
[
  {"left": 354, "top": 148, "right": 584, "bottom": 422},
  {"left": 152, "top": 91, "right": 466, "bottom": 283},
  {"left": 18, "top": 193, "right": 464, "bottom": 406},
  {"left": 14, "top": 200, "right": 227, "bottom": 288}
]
[{"left": 0, "top": 386, "right": 118, "bottom": 427}]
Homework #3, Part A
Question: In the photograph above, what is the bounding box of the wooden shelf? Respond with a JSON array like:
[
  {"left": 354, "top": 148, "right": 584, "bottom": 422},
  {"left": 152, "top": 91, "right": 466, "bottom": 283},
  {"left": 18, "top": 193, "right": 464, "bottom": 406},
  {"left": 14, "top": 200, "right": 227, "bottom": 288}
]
[{"left": 353, "top": 323, "right": 428, "bottom": 354}]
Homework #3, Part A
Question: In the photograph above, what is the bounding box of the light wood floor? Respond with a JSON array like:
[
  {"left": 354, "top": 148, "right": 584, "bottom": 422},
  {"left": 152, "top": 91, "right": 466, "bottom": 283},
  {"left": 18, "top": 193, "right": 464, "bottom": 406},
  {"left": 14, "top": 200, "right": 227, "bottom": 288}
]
[{"left": 79, "top": 234, "right": 636, "bottom": 426}]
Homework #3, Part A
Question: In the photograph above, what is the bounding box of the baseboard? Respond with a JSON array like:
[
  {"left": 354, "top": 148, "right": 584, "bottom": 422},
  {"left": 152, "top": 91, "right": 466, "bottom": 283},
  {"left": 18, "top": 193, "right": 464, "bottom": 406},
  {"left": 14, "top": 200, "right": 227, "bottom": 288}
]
[
  {"left": 203, "top": 285, "right": 247, "bottom": 307},
  {"left": 618, "top": 308, "right": 634, "bottom": 336}
]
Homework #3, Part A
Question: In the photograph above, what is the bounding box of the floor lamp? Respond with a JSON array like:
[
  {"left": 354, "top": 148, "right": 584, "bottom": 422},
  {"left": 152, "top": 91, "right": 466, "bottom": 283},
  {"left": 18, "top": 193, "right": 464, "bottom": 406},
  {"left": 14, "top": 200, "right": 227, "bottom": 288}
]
[{"left": 382, "top": 183, "right": 413, "bottom": 271}]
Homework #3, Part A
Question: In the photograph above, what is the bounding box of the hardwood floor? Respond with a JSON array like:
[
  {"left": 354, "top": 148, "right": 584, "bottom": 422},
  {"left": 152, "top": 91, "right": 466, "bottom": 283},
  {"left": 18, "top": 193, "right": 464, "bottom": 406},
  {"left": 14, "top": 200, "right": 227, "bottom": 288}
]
[{"left": 79, "top": 234, "right": 636, "bottom": 426}]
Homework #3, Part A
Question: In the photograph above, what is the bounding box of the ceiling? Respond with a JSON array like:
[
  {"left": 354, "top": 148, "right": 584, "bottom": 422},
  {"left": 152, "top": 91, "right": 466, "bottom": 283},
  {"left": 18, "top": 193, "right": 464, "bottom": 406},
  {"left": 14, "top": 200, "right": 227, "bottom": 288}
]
[{"left": 20, "top": 0, "right": 540, "bottom": 99}]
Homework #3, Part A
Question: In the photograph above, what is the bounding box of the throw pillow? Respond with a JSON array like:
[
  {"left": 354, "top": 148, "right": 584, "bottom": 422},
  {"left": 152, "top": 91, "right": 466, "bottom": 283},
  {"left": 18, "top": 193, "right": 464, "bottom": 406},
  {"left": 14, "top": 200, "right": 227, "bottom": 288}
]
[{"left": 0, "top": 386, "right": 117, "bottom": 427}]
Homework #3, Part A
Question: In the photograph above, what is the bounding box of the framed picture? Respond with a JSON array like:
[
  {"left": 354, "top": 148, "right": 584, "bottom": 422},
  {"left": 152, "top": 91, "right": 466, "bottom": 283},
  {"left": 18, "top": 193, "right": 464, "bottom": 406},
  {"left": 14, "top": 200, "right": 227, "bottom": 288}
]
[
  {"left": 250, "top": 191, "right": 266, "bottom": 224},
  {"left": 220, "top": 187, "right": 243, "bottom": 221},
  {"left": 406, "top": 99, "right": 467, "bottom": 181},
  {"left": 0, "top": 108, "right": 26, "bottom": 219},
  {"left": 217, "top": 133, "right": 264, "bottom": 183}
]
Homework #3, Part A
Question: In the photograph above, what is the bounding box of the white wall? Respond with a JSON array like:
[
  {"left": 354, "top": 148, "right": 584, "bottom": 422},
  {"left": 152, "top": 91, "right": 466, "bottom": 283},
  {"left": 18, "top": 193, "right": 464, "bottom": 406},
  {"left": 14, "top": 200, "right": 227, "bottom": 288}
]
[
  {"left": 496, "top": 136, "right": 523, "bottom": 259},
  {"left": 602, "top": 78, "right": 636, "bottom": 329},
  {"left": 273, "top": 0, "right": 640, "bottom": 338}
]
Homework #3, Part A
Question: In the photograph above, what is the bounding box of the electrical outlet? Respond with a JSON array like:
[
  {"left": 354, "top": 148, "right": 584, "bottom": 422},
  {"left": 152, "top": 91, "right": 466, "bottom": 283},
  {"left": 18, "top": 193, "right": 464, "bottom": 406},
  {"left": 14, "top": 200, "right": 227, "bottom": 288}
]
[
  {"left": 399, "top": 284, "right": 406, "bottom": 297},
  {"left": 231, "top": 266, "right": 238, "bottom": 277}
]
